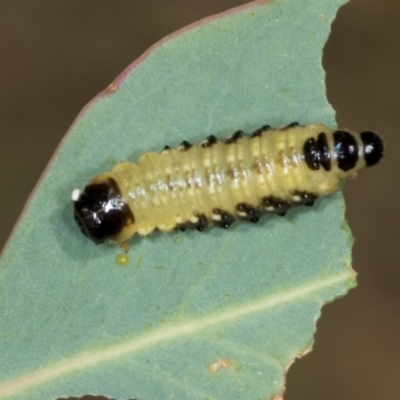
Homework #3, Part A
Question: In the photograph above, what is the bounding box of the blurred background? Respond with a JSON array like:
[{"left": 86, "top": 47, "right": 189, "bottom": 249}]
[{"left": 0, "top": 1, "right": 399, "bottom": 399}]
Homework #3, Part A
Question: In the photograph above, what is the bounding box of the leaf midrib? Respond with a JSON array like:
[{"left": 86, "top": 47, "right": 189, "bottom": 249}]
[{"left": 0, "top": 270, "right": 353, "bottom": 398}]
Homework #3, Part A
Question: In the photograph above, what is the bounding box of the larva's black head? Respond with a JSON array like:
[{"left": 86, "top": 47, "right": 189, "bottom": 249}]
[
  {"left": 73, "top": 178, "right": 134, "bottom": 244},
  {"left": 360, "top": 131, "right": 385, "bottom": 167}
]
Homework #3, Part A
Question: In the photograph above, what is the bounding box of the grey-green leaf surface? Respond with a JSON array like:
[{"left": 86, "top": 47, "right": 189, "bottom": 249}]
[{"left": 0, "top": 0, "right": 353, "bottom": 399}]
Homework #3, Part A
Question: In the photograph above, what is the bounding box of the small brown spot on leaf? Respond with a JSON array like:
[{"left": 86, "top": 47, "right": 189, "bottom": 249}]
[
  {"left": 209, "top": 358, "right": 231, "bottom": 372},
  {"left": 106, "top": 82, "right": 118, "bottom": 93},
  {"left": 120, "top": 242, "right": 130, "bottom": 253}
]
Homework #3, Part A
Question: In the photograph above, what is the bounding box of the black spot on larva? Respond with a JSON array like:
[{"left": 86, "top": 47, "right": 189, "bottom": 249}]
[
  {"left": 178, "top": 140, "right": 192, "bottom": 151},
  {"left": 251, "top": 125, "right": 271, "bottom": 137},
  {"left": 194, "top": 213, "right": 209, "bottom": 231},
  {"left": 73, "top": 178, "right": 134, "bottom": 244},
  {"left": 177, "top": 223, "right": 188, "bottom": 232},
  {"left": 303, "top": 138, "right": 320, "bottom": 170},
  {"left": 316, "top": 132, "right": 331, "bottom": 171},
  {"left": 261, "top": 196, "right": 290, "bottom": 215},
  {"left": 225, "top": 130, "right": 244, "bottom": 144},
  {"left": 212, "top": 208, "right": 235, "bottom": 229},
  {"left": 281, "top": 122, "right": 300, "bottom": 130},
  {"left": 360, "top": 131, "right": 385, "bottom": 167},
  {"left": 201, "top": 135, "right": 218, "bottom": 148},
  {"left": 333, "top": 130, "right": 359, "bottom": 172},
  {"left": 236, "top": 203, "right": 260, "bottom": 223},
  {"left": 291, "top": 190, "right": 318, "bottom": 206},
  {"left": 177, "top": 214, "right": 209, "bottom": 232},
  {"left": 164, "top": 145, "right": 171, "bottom": 150}
]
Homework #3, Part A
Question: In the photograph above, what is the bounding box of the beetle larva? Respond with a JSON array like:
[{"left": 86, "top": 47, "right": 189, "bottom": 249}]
[{"left": 72, "top": 123, "right": 384, "bottom": 245}]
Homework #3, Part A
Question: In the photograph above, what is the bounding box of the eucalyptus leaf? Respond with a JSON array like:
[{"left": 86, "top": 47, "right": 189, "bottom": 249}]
[{"left": 0, "top": 0, "right": 353, "bottom": 399}]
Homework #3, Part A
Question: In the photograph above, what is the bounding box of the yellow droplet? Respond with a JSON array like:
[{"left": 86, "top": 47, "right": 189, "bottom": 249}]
[{"left": 116, "top": 253, "right": 130, "bottom": 267}]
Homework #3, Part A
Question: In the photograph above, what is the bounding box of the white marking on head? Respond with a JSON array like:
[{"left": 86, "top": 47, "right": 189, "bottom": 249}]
[{"left": 71, "top": 189, "right": 81, "bottom": 202}]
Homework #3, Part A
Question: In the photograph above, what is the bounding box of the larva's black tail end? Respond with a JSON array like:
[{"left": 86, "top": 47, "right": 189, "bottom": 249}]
[
  {"left": 361, "top": 131, "right": 385, "bottom": 167},
  {"left": 73, "top": 178, "right": 134, "bottom": 244}
]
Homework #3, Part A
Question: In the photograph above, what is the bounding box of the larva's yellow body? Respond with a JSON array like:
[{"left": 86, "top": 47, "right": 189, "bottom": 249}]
[{"left": 73, "top": 123, "right": 384, "bottom": 245}]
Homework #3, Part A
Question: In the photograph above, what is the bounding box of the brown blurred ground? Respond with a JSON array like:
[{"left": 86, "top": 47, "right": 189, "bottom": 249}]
[{"left": 0, "top": 1, "right": 399, "bottom": 399}]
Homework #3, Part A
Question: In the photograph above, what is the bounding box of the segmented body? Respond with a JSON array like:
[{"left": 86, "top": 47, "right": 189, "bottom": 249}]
[{"left": 73, "top": 123, "right": 384, "bottom": 244}]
